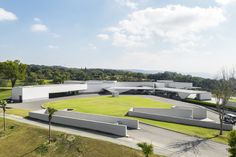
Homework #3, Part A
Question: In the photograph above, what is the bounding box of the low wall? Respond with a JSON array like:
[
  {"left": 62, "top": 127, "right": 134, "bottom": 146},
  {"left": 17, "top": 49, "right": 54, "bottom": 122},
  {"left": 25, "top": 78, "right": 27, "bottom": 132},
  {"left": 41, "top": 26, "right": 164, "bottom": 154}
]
[
  {"left": 132, "top": 108, "right": 193, "bottom": 118},
  {"left": 128, "top": 111, "right": 233, "bottom": 131},
  {"left": 29, "top": 110, "right": 128, "bottom": 136},
  {"left": 55, "top": 110, "right": 139, "bottom": 129},
  {"left": 173, "top": 106, "right": 207, "bottom": 119}
]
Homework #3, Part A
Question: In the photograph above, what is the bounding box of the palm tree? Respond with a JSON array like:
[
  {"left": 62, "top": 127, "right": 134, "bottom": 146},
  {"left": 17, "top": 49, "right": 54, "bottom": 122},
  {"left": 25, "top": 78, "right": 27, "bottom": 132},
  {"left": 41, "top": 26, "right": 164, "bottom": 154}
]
[
  {"left": 47, "top": 107, "right": 57, "bottom": 144},
  {"left": 137, "top": 142, "right": 154, "bottom": 157},
  {"left": 0, "top": 100, "right": 7, "bottom": 131}
]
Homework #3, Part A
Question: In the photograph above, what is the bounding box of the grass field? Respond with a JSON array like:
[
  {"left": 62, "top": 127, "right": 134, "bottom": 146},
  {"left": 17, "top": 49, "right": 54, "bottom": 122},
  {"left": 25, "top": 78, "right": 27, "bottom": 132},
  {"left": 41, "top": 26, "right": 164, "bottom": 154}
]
[
  {"left": 230, "top": 98, "right": 236, "bottom": 103},
  {"left": 0, "top": 108, "right": 30, "bottom": 117},
  {"left": 0, "top": 87, "right": 12, "bottom": 100},
  {"left": 43, "top": 95, "right": 172, "bottom": 116},
  {"left": 43, "top": 95, "right": 230, "bottom": 144},
  {"left": 0, "top": 119, "right": 161, "bottom": 157}
]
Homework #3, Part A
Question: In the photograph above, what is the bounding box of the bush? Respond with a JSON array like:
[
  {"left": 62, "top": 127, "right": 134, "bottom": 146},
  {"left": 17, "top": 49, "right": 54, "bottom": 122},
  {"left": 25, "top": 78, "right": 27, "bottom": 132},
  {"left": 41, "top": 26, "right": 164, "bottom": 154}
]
[
  {"left": 185, "top": 99, "right": 236, "bottom": 112},
  {"left": 228, "top": 130, "right": 236, "bottom": 157}
]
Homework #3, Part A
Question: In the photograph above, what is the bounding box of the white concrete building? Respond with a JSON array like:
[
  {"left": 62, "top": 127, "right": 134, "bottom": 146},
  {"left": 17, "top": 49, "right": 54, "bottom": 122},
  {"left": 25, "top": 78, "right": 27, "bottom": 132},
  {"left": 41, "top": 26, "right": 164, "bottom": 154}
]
[
  {"left": 11, "top": 84, "right": 87, "bottom": 102},
  {"left": 11, "top": 80, "right": 211, "bottom": 102}
]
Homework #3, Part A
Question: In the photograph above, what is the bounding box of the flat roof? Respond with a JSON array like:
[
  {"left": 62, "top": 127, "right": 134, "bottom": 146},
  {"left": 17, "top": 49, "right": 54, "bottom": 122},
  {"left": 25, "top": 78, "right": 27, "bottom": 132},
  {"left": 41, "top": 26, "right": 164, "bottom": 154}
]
[
  {"left": 13, "top": 83, "right": 86, "bottom": 89},
  {"left": 106, "top": 86, "right": 154, "bottom": 90},
  {"left": 156, "top": 87, "right": 209, "bottom": 94}
]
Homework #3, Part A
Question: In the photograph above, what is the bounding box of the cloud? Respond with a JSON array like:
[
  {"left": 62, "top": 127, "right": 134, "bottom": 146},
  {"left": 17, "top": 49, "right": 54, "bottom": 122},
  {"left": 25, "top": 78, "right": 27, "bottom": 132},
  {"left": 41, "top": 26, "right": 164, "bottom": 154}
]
[
  {"left": 107, "top": 5, "right": 226, "bottom": 48},
  {"left": 31, "top": 24, "right": 48, "bottom": 32},
  {"left": 97, "top": 34, "right": 109, "bottom": 40},
  {"left": 33, "top": 17, "right": 41, "bottom": 22},
  {"left": 215, "top": 0, "right": 236, "bottom": 5},
  {"left": 48, "top": 45, "right": 58, "bottom": 49},
  {"left": 115, "top": 0, "right": 138, "bottom": 9},
  {"left": 0, "top": 8, "right": 17, "bottom": 21}
]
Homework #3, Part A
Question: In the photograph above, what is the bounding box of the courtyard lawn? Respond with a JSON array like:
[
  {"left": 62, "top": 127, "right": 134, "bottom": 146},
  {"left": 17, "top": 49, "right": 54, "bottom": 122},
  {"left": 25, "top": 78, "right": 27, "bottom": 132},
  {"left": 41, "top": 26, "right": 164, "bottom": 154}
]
[
  {"left": 43, "top": 95, "right": 229, "bottom": 144},
  {"left": 0, "top": 87, "right": 12, "bottom": 100},
  {"left": 0, "top": 119, "right": 161, "bottom": 157},
  {"left": 43, "top": 95, "right": 172, "bottom": 117}
]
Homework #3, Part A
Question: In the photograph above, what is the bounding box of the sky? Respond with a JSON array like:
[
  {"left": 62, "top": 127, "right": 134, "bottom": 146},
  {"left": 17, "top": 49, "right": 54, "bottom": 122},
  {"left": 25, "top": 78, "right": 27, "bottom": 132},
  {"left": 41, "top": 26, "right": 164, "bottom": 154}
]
[{"left": 0, "top": 0, "right": 236, "bottom": 77}]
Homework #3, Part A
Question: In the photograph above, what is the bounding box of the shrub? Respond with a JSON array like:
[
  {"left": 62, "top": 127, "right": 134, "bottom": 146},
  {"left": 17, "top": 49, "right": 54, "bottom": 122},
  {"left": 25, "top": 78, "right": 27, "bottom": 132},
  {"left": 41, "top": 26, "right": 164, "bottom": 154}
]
[{"left": 228, "top": 130, "right": 236, "bottom": 157}]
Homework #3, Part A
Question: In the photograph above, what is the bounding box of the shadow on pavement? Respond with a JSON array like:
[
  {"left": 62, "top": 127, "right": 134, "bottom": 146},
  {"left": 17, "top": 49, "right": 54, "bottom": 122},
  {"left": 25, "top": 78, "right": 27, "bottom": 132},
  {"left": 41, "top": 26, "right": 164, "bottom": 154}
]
[{"left": 167, "top": 135, "right": 218, "bottom": 156}]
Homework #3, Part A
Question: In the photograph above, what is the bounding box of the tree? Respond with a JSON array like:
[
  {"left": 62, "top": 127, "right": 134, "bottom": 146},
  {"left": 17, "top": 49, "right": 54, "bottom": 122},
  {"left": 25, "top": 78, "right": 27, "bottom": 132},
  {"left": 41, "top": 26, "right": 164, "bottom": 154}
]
[
  {"left": 47, "top": 107, "right": 57, "bottom": 144},
  {"left": 214, "top": 68, "right": 235, "bottom": 135},
  {"left": 0, "top": 60, "right": 27, "bottom": 87},
  {"left": 0, "top": 100, "right": 7, "bottom": 131},
  {"left": 228, "top": 130, "right": 236, "bottom": 157},
  {"left": 137, "top": 142, "right": 154, "bottom": 157}
]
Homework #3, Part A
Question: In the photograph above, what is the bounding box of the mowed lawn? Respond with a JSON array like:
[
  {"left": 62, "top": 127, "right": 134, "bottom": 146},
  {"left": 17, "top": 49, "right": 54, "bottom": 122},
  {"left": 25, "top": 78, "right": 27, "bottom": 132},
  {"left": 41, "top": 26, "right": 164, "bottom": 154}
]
[
  {"left": 230, "top": 98, "right": 236, "bottom": 103},
  {"left": 44, "top": 95, "right": 230, "bottom": 144},
  {"left": 44, "top": 95, "right": 172, "bottom": 117},
  {"left": 0, "top": 119, "right": 161, "bottom": 157},
  {"left": 0, "top": 87, "right": 12, "bottom": 100}
]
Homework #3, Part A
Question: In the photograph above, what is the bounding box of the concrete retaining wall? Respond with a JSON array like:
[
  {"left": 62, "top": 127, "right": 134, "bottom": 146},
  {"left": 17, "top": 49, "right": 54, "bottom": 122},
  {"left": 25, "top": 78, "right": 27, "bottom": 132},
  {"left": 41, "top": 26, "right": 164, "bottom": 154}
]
[
  {"left": 29, "top": 110, "right": 128, "bottom": 136},
  {"left": 173, "top": 106, "right": 207, "bottom": 119},
  {"left": 132, "top": 108, "right": 193, "bottom": 118},
  {"left": 128, "top": 110, "right": 232, "bottom": 131},
  {"left": 55, "top": 110, "right": 139, "bottom": 129}
]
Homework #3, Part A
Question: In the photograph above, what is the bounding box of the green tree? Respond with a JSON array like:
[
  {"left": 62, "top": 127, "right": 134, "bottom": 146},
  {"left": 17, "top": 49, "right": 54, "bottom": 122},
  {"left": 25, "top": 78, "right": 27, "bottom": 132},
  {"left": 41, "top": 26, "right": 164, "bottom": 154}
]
[
  {"left": 137, "top": 142, "right": 154, "bottom": 157},
  {"left": 47, "top": 107, "right": 57, "bottom": 144},
  {"left": 0, "top": 60, "right": 27, "bottom": 87},
  {"left": 214, "top": 69, "right": 235, "bottom": 135},
  {"left": 0, "top": 100, "right": 7, "bottom": 131},
  {"left": 228, "top": 130, "right": 236, "bottom": 157}
]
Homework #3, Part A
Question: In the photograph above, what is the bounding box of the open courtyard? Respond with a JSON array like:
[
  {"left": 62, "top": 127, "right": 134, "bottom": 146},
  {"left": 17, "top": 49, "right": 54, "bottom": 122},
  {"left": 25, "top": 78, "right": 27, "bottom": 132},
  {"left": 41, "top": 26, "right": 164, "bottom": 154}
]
[{"left": 43, "top": 95, "right": 230, "bottom": 144}]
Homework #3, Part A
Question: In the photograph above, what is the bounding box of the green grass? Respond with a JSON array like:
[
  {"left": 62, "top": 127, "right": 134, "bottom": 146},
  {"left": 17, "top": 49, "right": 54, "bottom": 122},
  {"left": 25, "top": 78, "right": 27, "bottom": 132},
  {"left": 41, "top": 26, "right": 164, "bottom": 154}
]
[
  {"left": 0, "top": 119, "right": 161, "bottom": 157},
  {"left": 43, "top": 95, "right": 230, "bottom": 144},
  {"left": 43, "top": 95, "right": 172, "bottom": 117},
  {"left": 0, "top": 87, "right": 12, "bottom": 100},
  {"left": 0, "top": 108, "right": 30, "bottom": 117},
  {"left": 230, "top": 98, "right": 236, "bottom": 103}
]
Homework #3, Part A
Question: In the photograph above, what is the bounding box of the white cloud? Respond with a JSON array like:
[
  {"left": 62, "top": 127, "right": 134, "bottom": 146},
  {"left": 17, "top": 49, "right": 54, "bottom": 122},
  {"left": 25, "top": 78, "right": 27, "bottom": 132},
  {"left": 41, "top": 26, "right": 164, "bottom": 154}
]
[
  {"left": 215, "top": 0, "right": 236, "bottom": 5},
  {"left": 48, "top": 45, "right": 59, "bottom": 49},
  {"left": 115, "top": 0, "right": 138, "bottom": 9},
  {"left": 0, "top": 8, "right": 17, "bottom": 21},
  {"left": 97, "top": 34, "right": 109, "bottom": 40},
  {"left": 107, "top": 5, "right": 226, "bottom": 48},
  {"left": 33, "top": 17, "right": 41, "bottom": 22},
  {"left": 31, "top": 24, "right": 48, "bottom": 32}
]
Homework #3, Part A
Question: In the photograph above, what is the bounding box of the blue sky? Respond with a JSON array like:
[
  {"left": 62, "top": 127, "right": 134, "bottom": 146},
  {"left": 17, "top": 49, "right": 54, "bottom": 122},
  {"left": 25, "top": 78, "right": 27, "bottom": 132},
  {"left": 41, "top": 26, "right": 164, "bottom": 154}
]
[{"left": 0, "top": 0, "right": 236, "bottom": 76}]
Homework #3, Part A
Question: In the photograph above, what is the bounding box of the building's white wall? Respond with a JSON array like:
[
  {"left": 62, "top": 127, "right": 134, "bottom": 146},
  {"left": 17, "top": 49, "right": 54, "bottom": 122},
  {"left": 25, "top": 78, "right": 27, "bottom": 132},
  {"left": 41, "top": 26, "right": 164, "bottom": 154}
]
[
  {"left": 65, "top": 80, "right": 116, "bottom": 93},
  {"left": 22, "top": 87, "right": 49, "bottom": 101},
  {"left": 12, "top": 84, "right": 87, "bottom": 102},
  {"left": 116, "top": 82, "right": 154, "bottom": 87},
  {"left": 11, "top": 87, "right": 23, "bottom": 100},
  {"left": 166, "top": 82, "right": 193, "bottom": 89}
]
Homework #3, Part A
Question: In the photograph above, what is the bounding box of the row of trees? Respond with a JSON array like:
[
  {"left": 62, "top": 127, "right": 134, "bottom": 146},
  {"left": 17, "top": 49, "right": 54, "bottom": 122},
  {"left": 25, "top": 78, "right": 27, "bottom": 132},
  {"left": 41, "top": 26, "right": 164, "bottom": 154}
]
[{"left": 0, "top": 60, "right": 225, "bottom": 92}]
